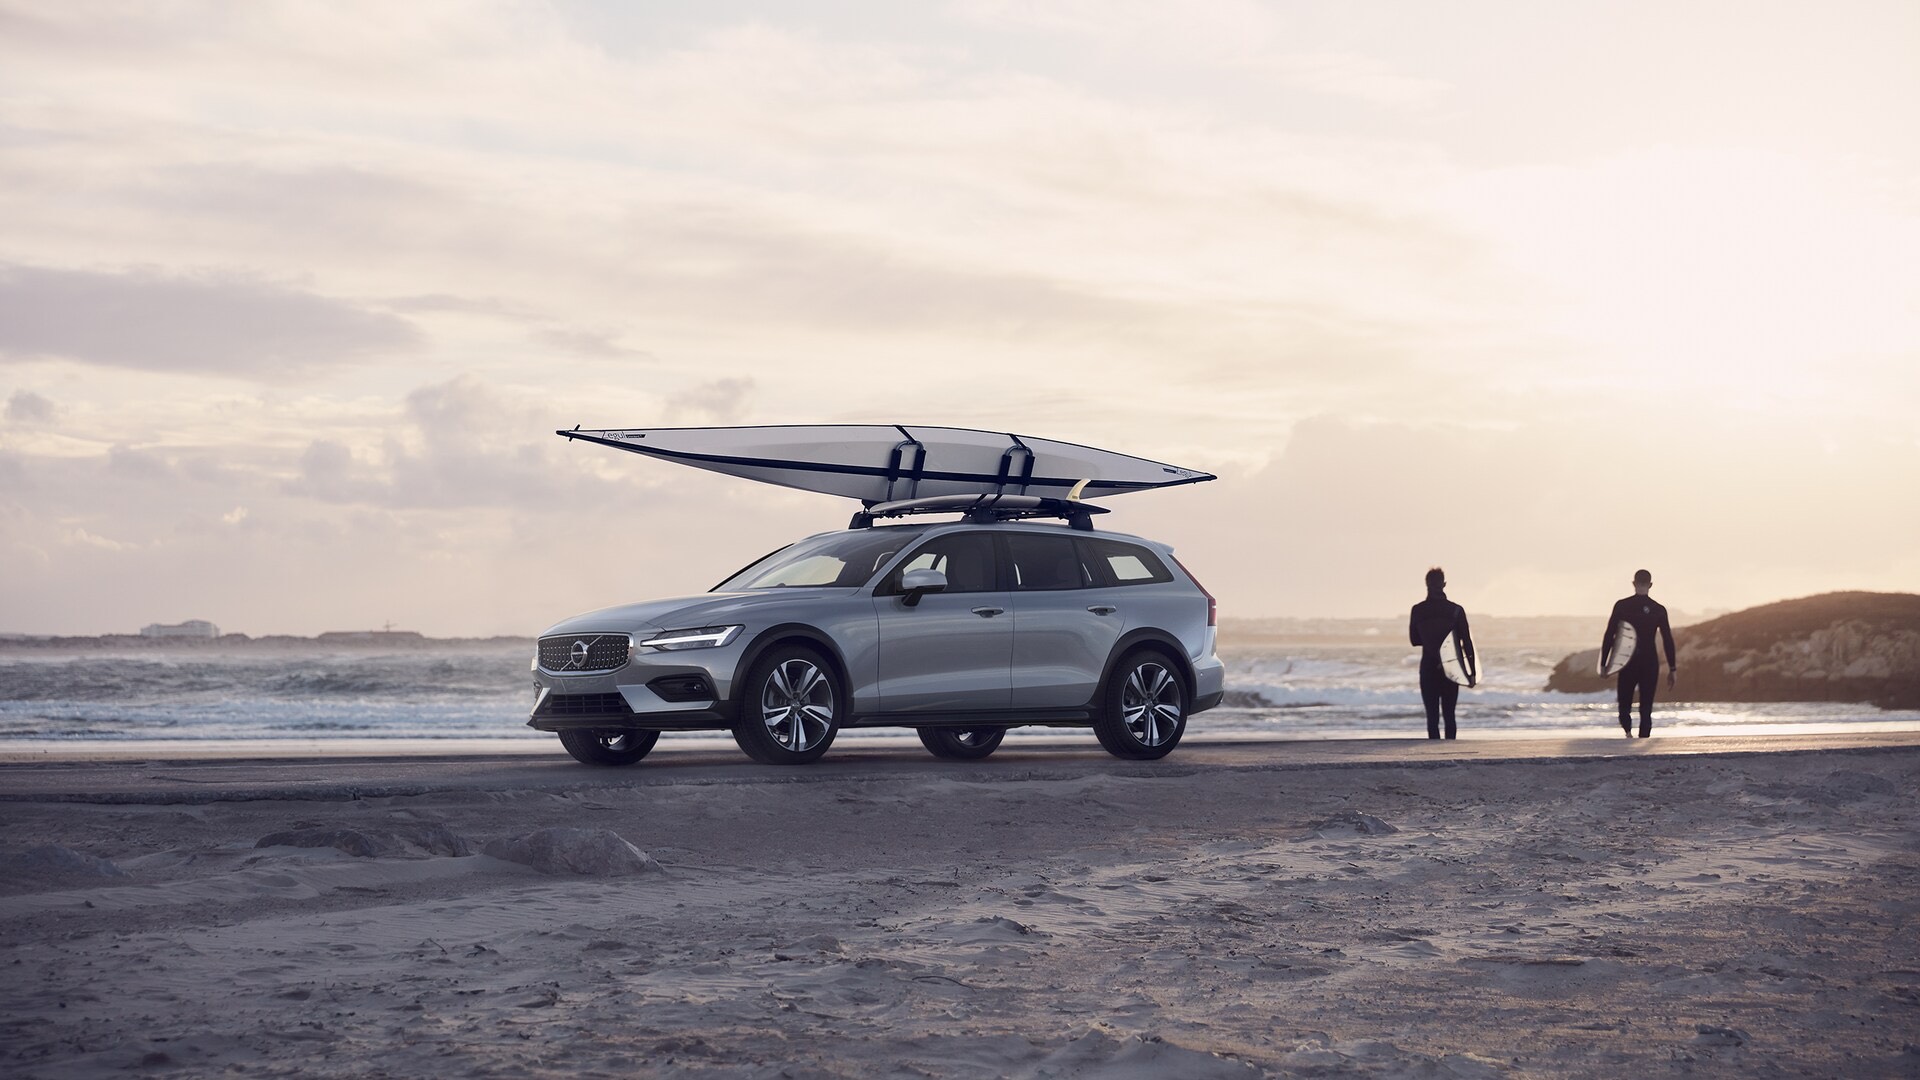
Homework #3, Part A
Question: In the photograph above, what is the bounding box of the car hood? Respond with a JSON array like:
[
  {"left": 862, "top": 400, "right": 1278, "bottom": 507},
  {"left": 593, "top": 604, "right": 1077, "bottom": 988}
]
[{"left": 538, "top": 589, "right": 862, "bottom": 637}]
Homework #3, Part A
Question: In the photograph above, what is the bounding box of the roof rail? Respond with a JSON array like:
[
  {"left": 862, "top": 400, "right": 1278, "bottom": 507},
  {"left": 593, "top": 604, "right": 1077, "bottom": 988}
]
[{"left": 849, "top": 493, "right": 1109, "bottom": 532}]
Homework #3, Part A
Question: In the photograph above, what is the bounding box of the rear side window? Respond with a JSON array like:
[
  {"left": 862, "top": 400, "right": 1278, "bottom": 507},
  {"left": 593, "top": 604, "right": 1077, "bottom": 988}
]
[
  {"left": 1005, "top": 532, "right": 1093, "bottom": 591},
  {"left": 1085, "top": 538, "right": 1174, "bottom": 587}
]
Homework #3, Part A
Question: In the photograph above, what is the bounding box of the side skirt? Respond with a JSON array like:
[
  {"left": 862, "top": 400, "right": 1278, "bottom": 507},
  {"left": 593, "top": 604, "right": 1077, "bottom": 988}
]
[{"left": 846, "top": 708, "right": 1093, "bottom": 728}]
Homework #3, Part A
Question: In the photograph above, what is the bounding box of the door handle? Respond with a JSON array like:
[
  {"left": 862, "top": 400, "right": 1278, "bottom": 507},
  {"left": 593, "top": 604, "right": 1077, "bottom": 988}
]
[
  {"left": 1086, "top": 605, "right": 1118, "bottom": 616},
  {"left": 971, "top": 607, "right": 1005, "bottom": 618}
]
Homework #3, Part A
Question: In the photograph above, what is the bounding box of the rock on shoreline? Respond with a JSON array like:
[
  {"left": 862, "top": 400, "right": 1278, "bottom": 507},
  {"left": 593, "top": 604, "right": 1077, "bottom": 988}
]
[{"left": 1546, "top": 591, "right": 1920, "bottom": 708}]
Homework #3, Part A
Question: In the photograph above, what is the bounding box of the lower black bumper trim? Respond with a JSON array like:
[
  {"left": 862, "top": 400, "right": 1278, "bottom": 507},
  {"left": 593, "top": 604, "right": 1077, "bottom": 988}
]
[{"left": 527, "top": 710, "right": 730, "bottom": 733}]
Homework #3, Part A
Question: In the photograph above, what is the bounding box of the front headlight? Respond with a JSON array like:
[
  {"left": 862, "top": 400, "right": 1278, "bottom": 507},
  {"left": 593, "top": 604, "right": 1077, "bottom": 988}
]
[{"left": 639, "top": 625, "right": 743, "bottom": 651}]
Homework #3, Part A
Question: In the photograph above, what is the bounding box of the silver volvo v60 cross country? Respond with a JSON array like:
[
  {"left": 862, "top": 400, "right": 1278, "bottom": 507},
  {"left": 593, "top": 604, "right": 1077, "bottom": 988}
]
[{"left": 528, "top": 517, "right": 1224, "bottom": 766}]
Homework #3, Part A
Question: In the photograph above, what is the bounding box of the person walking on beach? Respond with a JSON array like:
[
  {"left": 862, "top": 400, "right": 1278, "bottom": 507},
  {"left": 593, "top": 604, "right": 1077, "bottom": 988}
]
[
  {"left": 1410, "top": 567, "right": 1475, "bottom": 740},
  {"left": 1604, "top": 569, "right": 1678, "bottom": 738}
]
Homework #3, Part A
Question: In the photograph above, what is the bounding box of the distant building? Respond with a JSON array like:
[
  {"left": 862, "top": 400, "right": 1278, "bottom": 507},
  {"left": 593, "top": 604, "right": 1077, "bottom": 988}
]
[{"left": 140, "top": 619, "right": 220, "bottom": 638}]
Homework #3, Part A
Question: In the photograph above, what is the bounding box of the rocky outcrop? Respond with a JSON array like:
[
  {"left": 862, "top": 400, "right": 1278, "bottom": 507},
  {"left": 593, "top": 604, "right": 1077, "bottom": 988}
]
[{"left": 1546, "top": 592, "right": 1920, "bottom": 709}]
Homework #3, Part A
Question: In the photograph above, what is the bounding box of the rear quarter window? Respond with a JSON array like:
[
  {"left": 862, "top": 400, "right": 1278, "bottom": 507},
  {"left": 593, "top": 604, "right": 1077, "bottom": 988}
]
[{"left": 1084, "top": 539, "right": 1175, "bottom": 586}]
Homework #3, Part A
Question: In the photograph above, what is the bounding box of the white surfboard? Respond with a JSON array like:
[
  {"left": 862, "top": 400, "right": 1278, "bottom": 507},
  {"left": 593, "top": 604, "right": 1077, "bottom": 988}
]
[
  {"left": 1598, "top": 620, "right": 1638, "bottom": 676},
  {"left": 1440, "top": 630, "right": 1477, "bottom": 687},
  {"left": 557, "top": 424, "right": 1215, "bottom": 504}
]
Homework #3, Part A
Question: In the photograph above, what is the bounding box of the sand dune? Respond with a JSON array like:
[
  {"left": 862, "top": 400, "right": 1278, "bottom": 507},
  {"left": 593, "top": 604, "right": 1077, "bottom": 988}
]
[{"left": 3, "top": 749, "right": 1918, "bottom": 1077}]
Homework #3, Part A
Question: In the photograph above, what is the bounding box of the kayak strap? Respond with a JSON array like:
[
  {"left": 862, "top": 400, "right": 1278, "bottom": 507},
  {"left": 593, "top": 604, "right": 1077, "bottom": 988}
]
[{"left": 883, "top": 429, "right": 926, "bottom": 502}]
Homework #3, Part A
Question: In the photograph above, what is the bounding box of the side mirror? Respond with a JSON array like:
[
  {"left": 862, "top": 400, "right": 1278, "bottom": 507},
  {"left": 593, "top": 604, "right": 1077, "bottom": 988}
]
[{"left": 899, "top": 567, "right": 948, "bottom": 607}]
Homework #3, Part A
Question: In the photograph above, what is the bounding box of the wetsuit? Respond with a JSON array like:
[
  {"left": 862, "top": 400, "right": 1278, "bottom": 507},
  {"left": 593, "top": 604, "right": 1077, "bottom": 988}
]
[
  {"left": 1603, "top": 595, "right": 1676, "bottom": 737},
  {"left": 1410, "top": 591, "right": 1474, "bottom": 740}
]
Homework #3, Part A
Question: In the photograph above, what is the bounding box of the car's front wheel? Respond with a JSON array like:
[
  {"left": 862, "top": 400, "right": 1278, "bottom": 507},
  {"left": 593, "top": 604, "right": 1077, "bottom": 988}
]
[
  {"left": 1094, "top": 649, "right": 1187, "bottom": 760},
  {"left": 917, "top": 727, "right": 1006, "bottom": 760},
  {"left": 557, "top": 728, "right": 660, "bottom": 766},
  {"left": 732, "top": 645, "right": 842, "bottom": 765}
]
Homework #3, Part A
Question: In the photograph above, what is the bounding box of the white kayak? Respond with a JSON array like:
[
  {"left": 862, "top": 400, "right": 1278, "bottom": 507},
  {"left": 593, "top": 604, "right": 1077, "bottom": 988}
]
[{"left": 558, "top": 424, "right": 1216, "bottom": 504}]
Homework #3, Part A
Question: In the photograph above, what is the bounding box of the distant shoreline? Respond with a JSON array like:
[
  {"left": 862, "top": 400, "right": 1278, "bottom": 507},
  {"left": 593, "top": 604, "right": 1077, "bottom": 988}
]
[
  {"left": 0, "top": 614, "right": 1640, "bottom": 651},
  {"left": 0, "top": 632, "right": 535, "bottom": 650}
]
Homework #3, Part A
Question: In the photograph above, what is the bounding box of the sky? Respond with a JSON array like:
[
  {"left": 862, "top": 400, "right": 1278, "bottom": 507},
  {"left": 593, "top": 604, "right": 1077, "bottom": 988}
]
[{"left": 2, "top": 0, "right": 1917, "bottom": 636}]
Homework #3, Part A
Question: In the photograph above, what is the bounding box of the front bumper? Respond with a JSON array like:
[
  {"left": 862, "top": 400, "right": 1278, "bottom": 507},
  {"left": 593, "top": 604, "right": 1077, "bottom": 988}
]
[{"left": 528, "top": 641, "right": 747, "bottom": 732}]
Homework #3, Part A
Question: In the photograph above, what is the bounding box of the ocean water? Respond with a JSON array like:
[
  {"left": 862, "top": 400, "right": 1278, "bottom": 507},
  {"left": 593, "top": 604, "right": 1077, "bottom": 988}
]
[
  {"left": 0, "top": 640, "right": 1915, "bottom": 748},
  {"left": 1218, "top": 643, "right": 1920, "bottom": 737}
]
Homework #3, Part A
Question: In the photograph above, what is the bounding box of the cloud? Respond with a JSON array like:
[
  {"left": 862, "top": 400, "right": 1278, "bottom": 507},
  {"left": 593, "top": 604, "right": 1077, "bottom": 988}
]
[
  {"left": 135, "top": 164, "right": 446, "bottom": 235},
  {"left": 0, "top": 264, "right": 420, "bottom": 376},
  {"left": 531, "top": 327, "right": 657, "bottom": 362},
  {"left": 0, "top": 373, "right": 844, "bottom": 634},
  {"left": 384, "top": 294, "right": 537, "bottom": 317},
  {"left": 624, "top": 217, "right": 1153, "bottom": 335},
  {"left": 67, "top": 526, "right": 134, "bottom": 552},
  {"left": 5, "top": 389, "right": 56, "bottom": 424},
  {"left": 953, "top": 1, "right": 1443, "bottom": 107},
  {"left": 1273, "top": 52, "right": 1448, "bottom": 109},
  {"left": 953, "top": 0, "right": 1282, "bottom": 64},
  {"left": 283, "top": 375, "right": 659, "bottom": 511},
  {"left": 667, "top": 377, "right": 755, "bottom": 425},
  {"left": 106, "top": 443, "right": 173, "bottom": 481},
  {"left": 285, "top": 439, "right": 387, "bottom": 505}
]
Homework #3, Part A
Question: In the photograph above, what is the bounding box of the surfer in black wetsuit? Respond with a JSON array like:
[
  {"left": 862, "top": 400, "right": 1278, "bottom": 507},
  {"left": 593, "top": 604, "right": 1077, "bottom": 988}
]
[
  {"left": 1410, "top": 567, "right": 1475, "bottom": 740},
  {"left": 1604, "top": 569, "right": 1678, "bottom": 738}
]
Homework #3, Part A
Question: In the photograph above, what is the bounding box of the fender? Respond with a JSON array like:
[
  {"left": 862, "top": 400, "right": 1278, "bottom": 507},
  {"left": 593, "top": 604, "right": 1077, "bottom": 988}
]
[
  {"left": 733, "top": 623, "right": 855, "bottom": 721},
  {"left": 1089, "top": 628, "right": 1197, "bottom": 709}
]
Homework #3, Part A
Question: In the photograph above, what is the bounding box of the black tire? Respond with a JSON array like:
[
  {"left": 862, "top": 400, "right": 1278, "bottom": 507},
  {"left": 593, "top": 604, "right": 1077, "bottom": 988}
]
[
  {"left": 1093, "top": 649, "right": 1187, "bottom": 760},
  {"left": 917, "top": 727, "right": 1006, "bottom": 760},
  {"left": 732, "top": 645, "right": 842, "bottom": 765},
  {"left": 557, "top": 728, "right": 660, "bottom": 766}
]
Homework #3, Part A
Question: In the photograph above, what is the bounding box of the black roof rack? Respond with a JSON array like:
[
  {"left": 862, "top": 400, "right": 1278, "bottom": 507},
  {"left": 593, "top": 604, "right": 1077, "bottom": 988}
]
[{"left": 849, "top": 494, "right": 1109, "bottom": 532}]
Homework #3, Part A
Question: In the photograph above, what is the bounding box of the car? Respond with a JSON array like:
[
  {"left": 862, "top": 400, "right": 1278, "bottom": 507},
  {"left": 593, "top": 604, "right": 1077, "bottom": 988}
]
[{"left": 528, "top": 501, "right": 1223, "bottom": 766}]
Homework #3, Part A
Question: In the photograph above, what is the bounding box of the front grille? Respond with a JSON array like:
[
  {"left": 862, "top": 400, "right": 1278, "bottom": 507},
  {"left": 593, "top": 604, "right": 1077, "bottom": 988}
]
[
  {"left": 538, "top": 633, "right": 631, "bottom": 673},
  {"left": 538, "top": 692, "right": 632, "bottom": 718}
]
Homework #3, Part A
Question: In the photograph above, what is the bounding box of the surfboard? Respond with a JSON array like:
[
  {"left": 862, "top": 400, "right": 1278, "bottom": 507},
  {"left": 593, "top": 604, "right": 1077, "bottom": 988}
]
[
  {"left": 557, "top": 424, "right": 1215, "bottom": 504},
  {"left": 1440, "top": 630, "right": 1477, "bottom": 687},
  {"left": 1598, "top": 620, "right": 1638, "bottom": 676}
]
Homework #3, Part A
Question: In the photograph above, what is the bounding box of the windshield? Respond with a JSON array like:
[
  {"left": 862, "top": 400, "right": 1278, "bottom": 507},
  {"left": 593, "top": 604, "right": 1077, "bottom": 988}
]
[{"left": 713, "top": 528, "right": 922, "bottom": 590}]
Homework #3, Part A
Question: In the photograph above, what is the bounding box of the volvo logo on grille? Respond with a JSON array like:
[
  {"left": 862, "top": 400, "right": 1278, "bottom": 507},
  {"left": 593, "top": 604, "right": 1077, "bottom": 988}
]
[{"left": 570, "top": 639, "right": 590, "bottom": 668}]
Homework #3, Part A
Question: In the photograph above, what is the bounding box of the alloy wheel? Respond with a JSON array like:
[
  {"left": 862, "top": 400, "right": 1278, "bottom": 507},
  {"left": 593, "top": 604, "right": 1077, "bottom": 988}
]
[
  {"left": 760, "top": 658, "right": 835, "bottom": 752},
  {"left": 1121, "top": 661, "right": 1183, "bottom": 747}
]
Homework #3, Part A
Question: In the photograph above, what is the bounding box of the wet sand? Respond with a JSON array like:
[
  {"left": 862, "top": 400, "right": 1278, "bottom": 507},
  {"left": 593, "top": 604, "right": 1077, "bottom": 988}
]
[{"left": 3, "top": 736, "right": 1918, "bottom": 1077}]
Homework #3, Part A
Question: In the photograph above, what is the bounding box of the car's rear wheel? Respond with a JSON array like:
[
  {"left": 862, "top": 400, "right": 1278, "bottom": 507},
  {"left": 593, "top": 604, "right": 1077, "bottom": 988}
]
[
  {"left": 1093, "top": 649, "right": 1187, "bottom": 760},
  {"left": 732, "top": 645, "right": 842, "bottom": 765},
  {"left": 917, "top": 726, "right": 1006, "bottom": 760},
  {"left": 557, "top": 728, "right": 660, "bottom": 766}
]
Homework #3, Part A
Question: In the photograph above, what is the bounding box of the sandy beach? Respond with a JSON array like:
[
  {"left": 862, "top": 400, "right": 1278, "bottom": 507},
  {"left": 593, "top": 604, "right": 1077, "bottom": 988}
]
[{"left": 4, "top": 738, "right": 1919, "bottom": 1078}]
